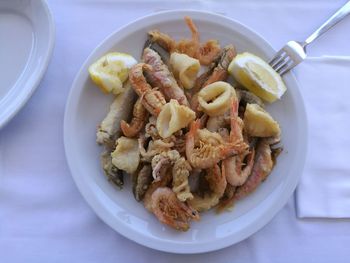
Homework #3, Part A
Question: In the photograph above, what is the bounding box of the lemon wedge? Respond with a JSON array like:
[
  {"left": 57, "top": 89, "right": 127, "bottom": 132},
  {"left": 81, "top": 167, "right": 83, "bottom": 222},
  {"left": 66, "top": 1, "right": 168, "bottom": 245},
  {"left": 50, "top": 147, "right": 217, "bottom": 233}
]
[
  {"left": 228, "top": 52, "right": 287, "bottom": 103},
  {"left": 88, "top": 52, "right": 137, "bottom": 95}
]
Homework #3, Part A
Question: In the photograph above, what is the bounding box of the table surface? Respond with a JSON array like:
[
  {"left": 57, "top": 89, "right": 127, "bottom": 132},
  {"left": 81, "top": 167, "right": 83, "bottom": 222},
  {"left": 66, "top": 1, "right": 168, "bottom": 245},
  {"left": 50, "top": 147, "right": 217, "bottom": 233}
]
[{"left": 1, "top": 0, "right": 350, "bottom": 262}]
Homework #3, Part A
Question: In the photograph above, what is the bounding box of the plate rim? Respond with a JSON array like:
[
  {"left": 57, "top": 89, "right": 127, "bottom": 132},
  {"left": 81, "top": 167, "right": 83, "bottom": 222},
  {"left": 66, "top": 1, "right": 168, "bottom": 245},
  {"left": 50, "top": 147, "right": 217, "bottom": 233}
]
[
  {"left": 64, "top": 9, "right": 307, "bottom": 254},
  {"left": 0, "top": 0, "right": 55, "bottom": 129}
]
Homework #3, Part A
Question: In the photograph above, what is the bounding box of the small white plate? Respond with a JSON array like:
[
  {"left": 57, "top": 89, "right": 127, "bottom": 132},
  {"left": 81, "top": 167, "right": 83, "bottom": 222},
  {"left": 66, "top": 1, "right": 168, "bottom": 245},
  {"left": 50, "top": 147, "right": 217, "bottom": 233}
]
[
  {"left": 64, "top": 10, "right": 307, "bottom": 254},
  {"left": 0, "top": 0, "right": 54, "bottom": 128}
]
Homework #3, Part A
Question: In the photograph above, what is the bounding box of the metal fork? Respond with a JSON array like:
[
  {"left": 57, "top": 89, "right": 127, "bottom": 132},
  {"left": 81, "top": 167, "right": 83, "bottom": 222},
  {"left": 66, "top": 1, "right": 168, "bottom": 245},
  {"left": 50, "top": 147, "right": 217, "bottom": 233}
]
[{"left": 269, "top": 1, "right": 350, "bottom": 76}]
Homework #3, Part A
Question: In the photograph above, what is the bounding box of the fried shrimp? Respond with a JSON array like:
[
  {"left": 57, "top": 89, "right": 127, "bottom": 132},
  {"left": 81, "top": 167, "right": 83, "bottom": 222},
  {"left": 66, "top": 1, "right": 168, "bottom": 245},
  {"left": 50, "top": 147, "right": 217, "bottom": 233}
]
[
  {"left": 172, "top": 157, "right": 193, "bottom": 202},
  {"left": 223, "top": 148, "right": 255, "bottom": 186},
  {"left": 151, "top": 187, "right": 199, "bottom": 231},
  {"left": 148, "top": 30, "right": 177, "bottom": 52},
  {"left": 176, "top": 16, "right": 200, "bottom": 59},
  {"left": 177, "top": 17, "right": 222, "bottom": 65},
  {"left": 188, "top": 164, "right": 227, "bottom": 211},
  {"left": 235, "top": 139, "right": 273, "bottom": 200},
  {"left": 185, "top": 120, "right": 236, "bottom": 169},
  {"left": 198, "top": 40, "right": 221, "bottom": 66},
  {"left": 147, "top": 17, "right": 221, "bottom": 66},
  {"left": 121, "top": 97, "right": 149, "bottom": 137},
  {"left": 129, "top": 63, "right": 166, "bottom": 116}
]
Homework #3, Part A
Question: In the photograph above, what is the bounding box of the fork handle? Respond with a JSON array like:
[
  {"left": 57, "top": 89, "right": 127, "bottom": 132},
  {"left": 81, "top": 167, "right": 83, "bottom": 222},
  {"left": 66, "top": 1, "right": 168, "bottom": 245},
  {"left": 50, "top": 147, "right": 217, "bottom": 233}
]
[{"left": 304, "top": 1, "right": 350, "bottom": 47}]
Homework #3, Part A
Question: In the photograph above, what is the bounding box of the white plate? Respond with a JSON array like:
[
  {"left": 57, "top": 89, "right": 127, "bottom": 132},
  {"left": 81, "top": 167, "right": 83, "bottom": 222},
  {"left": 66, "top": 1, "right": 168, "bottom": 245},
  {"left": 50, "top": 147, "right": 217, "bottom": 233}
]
[
  {"left": 0, "top": 0, "right": 54, "bottom": 129},
  {"left": 64, "top": 10, "right": 307, "bottom": 254}
]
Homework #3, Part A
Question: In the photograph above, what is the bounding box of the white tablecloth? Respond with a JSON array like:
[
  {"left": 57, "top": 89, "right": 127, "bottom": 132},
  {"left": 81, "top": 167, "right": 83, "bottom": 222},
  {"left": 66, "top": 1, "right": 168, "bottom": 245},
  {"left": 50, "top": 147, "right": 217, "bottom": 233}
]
[{"left": 1, "top": 0, "right": 350, "bottom": 262}]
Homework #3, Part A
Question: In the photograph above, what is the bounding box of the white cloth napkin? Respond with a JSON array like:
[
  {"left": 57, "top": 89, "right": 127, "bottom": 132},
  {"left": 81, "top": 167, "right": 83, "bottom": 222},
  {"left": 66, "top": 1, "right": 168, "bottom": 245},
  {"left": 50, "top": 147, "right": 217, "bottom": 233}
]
[{"left": 295, "top": 56, "right": 350, "bottom": 218}]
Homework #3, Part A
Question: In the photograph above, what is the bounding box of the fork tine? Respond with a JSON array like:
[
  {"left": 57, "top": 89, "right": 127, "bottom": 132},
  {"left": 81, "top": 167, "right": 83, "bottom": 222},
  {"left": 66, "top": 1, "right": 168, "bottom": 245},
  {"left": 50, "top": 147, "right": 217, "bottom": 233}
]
[
  {"left": 278, "top": 62, "right": 294, "bottom": 75},
  {"left": 276, "top": 61, "right": 290, "bottom": 74},
  {"left": 274, "top": 56, "right": 291, "bottom": 73},
  {"left": 269, "top": 41, "right": 306, "bottom": 76},
  {"left": 269, "top": 54, "right": 280, "bottom": 67},
  {"left": 269, "top": 50, "right": 283, "bottom": 65},
  {"left": 272, "top": 56, "right": 288, "bottom": 72},
  {"left": 269, "top": 50, "right": 286, "bottom": 67}
]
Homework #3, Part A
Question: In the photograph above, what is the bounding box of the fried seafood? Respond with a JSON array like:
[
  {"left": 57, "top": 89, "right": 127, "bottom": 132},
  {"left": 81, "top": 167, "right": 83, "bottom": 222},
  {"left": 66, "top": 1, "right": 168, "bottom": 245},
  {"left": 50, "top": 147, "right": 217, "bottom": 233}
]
[
  {"left": 202, "top": 45, "right": 236, "bottom": 87},
  {"left": 143, "top": 169, "right": 173, "bottom": 212},
  {"left": 139, "top": 137, "right": 173, "bottom": 162},
  {"left": 235, "top": 139, "right": 274, "bottom": 200},
  {"left": 139, "top": 128, "right": 186, "bottom": 163},
  {"left": 176, "top": 16, "right": 200, "bottom": 59},
  {"left": 266, "top": 133, "right": 281, "bottom": 146},
  {"left": 144, "top": 116, "right": 159, "bottom": 139},
  {"left": 156, "top": 99, "right": 195, "bottom": 138},
  {"left": 96, "top": 82, "right": 136, "bottom": 188},
  {"left": 151, "top": 187, "right": 199, "bottom": 231},
  {"left": 133, "top": 164, "right": 153, "bottom": 201},
  {"left": 190, "top": 45, "right": 236, "bottom": 114},
  {"left": 216, "top": 184, "right": 237, "bottom": 212},
  {"left": 197, "top": 81, "right": 233, "bottom": 116},
  {"left": 96, "top": 81, "right": 135, "bottom": 146},
  {"left": 220, "top": 93, "right": 253, "bottom": 187},
  {"left": 169, "top": 52, "right": 200, "bottom": 89},
  {"left": 111, "top": 136, "right": 140, "bottom": 174},
  {"left": 188, "top": 164, "right": 226, "bottom": 211},
  {"left": 186, "top": 120, "right": 237, "bottom": 169},
  {"left": 132, "top": 164, "right": 153, "bottom": 201},
  {"left": 147, "top": 17, "right": 221, "bottom": 66},
  {"left": 206, "top": 114, "right": 229, "bottom": 132},
  {"left": 198, "top": 40, "right": 222, "bottom": 66},
  {"left": 129, "top": 63, "right": 166, "bottom": 116},
  {"left": 228, "top": 96, "right": 248, "bottom": 150},
  {"left": 151, "top": 150, "right": 181, "bottom": 181},
  {"left": 223, "top": 148, "right": 255, "bottom": 186},
  {"left": 243, "top": 103, "right": 280, "bottom": 137},
  {"left": 172, "top": 157, "right": 193, "bottom": 202},
  {"left": 236, "top": 89, "right": 265, "bottom": 108},
  {"left": 147, "top": 30, "right": 176, "bottom": 53},
  {"left": 177, "top": 16, "right": 221, "bottom": 65},
  {"left": 218, "top": 139, "right": 269, "bottom": 210},
  {"left": 142, "top": 48, "right": 189, "bottom": 106},
  {"left": 121, "top": 97, "right": 148, "bottom": 138},
  {"left": 92, "top": 16, "right": 284, "bottom": 231},
  {"left": 170, "top": 130, "right": 187, "bottom": 154},
  {"left": 186, "top": 97, "right": 248, "bottom": 170},
  {"left": 144, "top": 40, "right": 171, "bottom": 66},
  {"left": 148, "top": 150, "right": 193, "bottom": 203},
  {"left": 101, "top": 151, "right": 124, "bottom": 188},
  {"left": 222, "top": 98, "right": 255, "bottom": 187}
]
